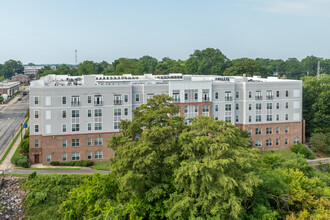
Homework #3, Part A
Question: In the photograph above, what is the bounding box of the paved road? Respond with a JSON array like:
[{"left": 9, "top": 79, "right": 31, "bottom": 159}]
[{"left": 0, "top": 94, "right": 29, "bottom": 154}]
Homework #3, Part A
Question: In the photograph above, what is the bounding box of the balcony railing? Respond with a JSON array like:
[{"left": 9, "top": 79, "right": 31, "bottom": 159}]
[
  {"left": 114, "top": 100, "right": 123, "bottom": 105},
  {"left": 255, "top": 96, "right": 263, "bottom": 100},
  {"left": 225, "top": 97, "right": 233, "bottom": 101},
  {"left": 94, "top": 101, "right": 103, "bottom": 106},
  {"left": 173, "top": 97, "right": 180, "bottom": 103},
  {"left": 71, "top": 101, "right": 80, "bottom": 106},
  {"left": 266, "top": 95, "right": 273, "bottom": 100},
  {"left": 202, "top": 97, "right": 210, "bottom": 101}
]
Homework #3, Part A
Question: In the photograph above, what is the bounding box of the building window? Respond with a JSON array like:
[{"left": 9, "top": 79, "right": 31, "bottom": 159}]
[
  {"left": 285, "top": 114, "right": 288, "bottom": 120},
  {"left": 62, "top": 97, "right": 66, "bottom": 105},
  {"left": 255, "top": 140, "right": 261, "bottom": 147},
  {"left": 62, "top": 110, "right": 66, "bottom": 119},
  {"left": 249, "top": 91, "right": 252, "bottom": 98},
  {"left": 256, "top": 103, "right": 261, "bottom": 110},
  {"left": 248, "top": 115, "right": 252, "bottom": 122},
  {"left": 71, "top": 152, "right": 80, "bottom": 161},
  {"left": 215, "top": 92, "right": 219, "bottom": 99},
  {"left": 248, "top": 128, "right": 252, "bottom": 136},
  {"left": 72, "top": 124, "right": 80, "bottom": 132},
  {"left": 95, "top": 137, "right": 103, "bottom": 146},
  {"left": 114, "top": 122, "right": 120, "bottom": 130},
  {"left": 276, "top": 139, "right": 279, "bottom": 146},
  {"left": 276, "top": 102, "right": 280, "bottom": 109},
  {"left": 225, "top": 92, "right": 232, "bottom": 101},
  {"left": 215, "top": 116, "right": 218, "bottom": 120},
  {"left": 236, "top": 91, "right": 239, "bottom": 99},
  {"left": 202, "top": 105, "right": 209, "bottom": 116},
  {"left": 225, "top": 116, "right": 231, "bottom": 123},
  {"left": 34, "top": 110, "right": 39, "bottom": 119},
  {"left": 147, "top": 94, "right": 154, "bottom": 100},
  {"left": 285, "top": 126, "right": 289, "bottom": 133},
  {"left": 194, "top": 105, "right": 198, "bottom": 113},
  {"left": 72, "top": 139, "right": 80, "bottom": 147},
  {"left": 235, "top": 115, "right": 239, "bottom": 122},
  {"left": 87, "top": 95, "right": 92, "bottom": 104},
  {"left": 266, "top": 115, "right": 272, "bottom": 122},
  {"left": 124, "top": 94, "right": 129, "bottom": 102},
  {"left": 62, "top": 153, "right": 67, "bottom": 162},
  {"left": 285, "top": 102, "right": 289, "bottom": 109},
  {"left": 34, "top": 97, "right": 39, "bottom": 105},
  {"left": 236, "top": 103, "right": 239, "bottom": 110},
  {"left": 184, "top": 93, "right": 188, "bottom": 101},
  {"left": 71, "top": 96, "right": 80, "bottom": 106},
  {"left": 46, "top": 154, "right": 51, "bottom": 163},
  {"left": 256, "top": 115, "right": 261, "bottom": 122},
  {"left": 255, "top": 128, "right": 262, "bottom": 135},
  {"left": 124, "top": 108, "right": 128, "bottom": 116},
  {"left": 62, "top": 139, "right": 67, "bottom": 147},
  {"left": 35, "top": 124, "right": 39, "bottom": 132},
  {"left": 194, "top": 92, "right": 198, "bottom": 100},
  {"left": 276, "top": 91, "right": 280, "bottom": 97},
  {"left": 215, "top": 105, "right": 219, "bottom": 112},
  {"left": 276, "top": 114, "right": 279, "bottom": 121},
  {"left": 95, "top": 123, "right": 102, "bottom": 130},
  {"left": 95, "top": 151, "right": 103, "bottom": 159},
  {"left": 88, "top": 138, "right": 92, "bottom": 146},
  {"left": 225, "top": 104, "right": 231, "bottom": 111},
  {"left": 266, "top": 139, "right": 272, "bottom": 146},
  {"left": 266, "top": 90, "right": 273, "bottom": 100},
  {"left": 266, "top": 127, "right": 272, "bottom": 134},
  {"left": 249, "top": 104, "right": 252, "bottom": 110},
  {"left": 88, "top": 152, "right": 92, "bottom": 160},
  {"left": 267, "top": 103, "right": 272, "bottom": 110},
  {"left": 34, "top": 140, "right": 39, "bottom": 147},
  {"left": 114, "top": 95, "right": 122, "bottom": 105},
  {"left": 94, "top": 109, "right": 102, "bottom": 117},
  {"left": 72, "top": 110, "right": 79, "bottom": 118},
  {"left": 62, "top": 124, "right": 67, "bottom": 132},
  {"left": 135, "top": 94, "right": 140, "bottom": 102},
  {"left": 276, "top": 127, "right": 280, "bottom": 134},
  {"left": 294, "top": 137, "right": 300, "bottom": 144},
  {"left": 86, "top": 122, "right": 91, "bottom": 131},
  {"left": 286, "top": 90, "right": 289, "bottom": 97},
  {"left": 94, "top": 95, "right": 103, "bottom": 105},
  {"left": 255, "top": 91, "right": 262, "bottom": 100},
  {"left": 285, "top": 138, "right": 288, "bottom": 145},
  {"left": 184, "top": 106, "right": 188, "bottom": 113}
]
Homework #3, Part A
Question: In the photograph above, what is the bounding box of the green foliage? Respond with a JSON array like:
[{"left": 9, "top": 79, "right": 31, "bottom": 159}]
[
  {"left": 50, "top": 160, "right": 94, "bottom": 167},
  {"left": 310, "top": 133, "right": 330, "bottom": 154},
  {"left": 23, "top": 127, "right": 30, "bottom": 139},
  {"left": 223, "top": 58, "right": 265, "bottom": 77},
  {"left": 12, "top": 155, "right": 29, "bottom": 167},
  {"left": 19, "top": 138, "right": 29, "bottom": 153},
  {"left": 290, "top": 144, "right": 315, "bottom": 159},
  {"left": 0, "top": 95, "right": 3, "bottom": 104},
  {"left": 28, "top": 171, "right": 37, "bottom": 180},
  {"left": 0, "top": 59, "right": 24, "bottom": 79}
]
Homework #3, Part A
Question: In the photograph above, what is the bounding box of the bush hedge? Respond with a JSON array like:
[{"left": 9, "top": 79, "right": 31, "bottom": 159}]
[
  {"left": 50, "top": 160, "right": 94, "bottom": 167},
  {"left": 12, "top": 155, "right": 29, "bottom": 168},
  {"left": 310, "top": 133, "right": 330, "bottom": 154},
  {"left": 19, "top": 138, "right": 29, "bottom": 154},
  {"left": 290, "top": 143, "right": 315, "bottom": 159}
]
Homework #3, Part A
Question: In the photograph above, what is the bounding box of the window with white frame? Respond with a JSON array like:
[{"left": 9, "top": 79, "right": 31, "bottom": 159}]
[
  {"left": 194, "top": 105, "right": 198, "bottom": 113},
  {"left": 215, "top": 104, "right": 219, "bottom": 112},
  {"left": 35, "top": 124, "right": 39, "bottom": 132},
  {"left": 235, "top": 115, "right": 239, "bottom": 122},
  {"left": 267, "top": 115, "right": 272, "bottom": 121},
  {"left": 248, "top": 128, "right": 252, "bottom": 136},
  {"left": 46, "top": 154, "right": 51, "bottom": 163},
  {"left": 285, "top": 114, "right": 288, "bottom": 120},
  {"left": 248, "top": 115, "right": 252, "bottom": 122},
  {"left": 62, "top": 96, "right": 66, "bottom": 105},
  {"left": 225, "top": 91, "right": 232, "bottom": 101},
  {"left": 276, "top": 127, "right": 280, "bottom": 134},
  {"left": 71, "top": 96, "right": 80, "bottom": 106},
  {"left": 87, "top": 109, "right": 92, "bottom": 117},
  {"left": 87, "top": 123, "right": 92, "bottom": 131},
  {"left": 114, "top": 95, "right": 122, "bottom": 105},
  {"left": 94, "top": 95, "right": 103, "bottom": 105},
  {"left": 87, "top": 95, "right": 92, "bottom": 104},
  {"left": 285, "top": 138, "right": 288, "bottom": 145},
  {"left": 147, "top": 94, "right": 154, "bottom": 100},
  {"left": 256, "top": 115, "right": 261, "bottom": 122},
  {"left": 95, "top": 151, "right": 103, "bottom": 159},
  {"left": 184, "top": 93, "right": 188, "bottom": 101},
  {"left": 248, "top": 91, "right": 252, "bottom": 98},
  {"left": 202, "top": 105, "right": 209, "bottom": 116},
  {"left": 236, "top": 91, "right": 239, "bottom": 99},
  {"left": 294, "top": 137, "right": 300, "bottom": 144},
  {"left": 62, "top": 124, "right": 67, "bottom": 132},
  {"left": 267, "top": 103, "right": 272, "bottom": 110},
  {"left": 114, "top": 108, "right": 121, "bottom": 130},
  {"left": 95, "top": 123, "right": 102, "bottom": 130},
  {"left": 256, "top": 103, "right": 261, "bottom": 110},
  {"left": 62, "top": 139, "right": 67, "bottom": 147},
  {"left": 225, "top": 104, "right": 231, "bottom": 111},
  {"left": 225, "top": 116, "right": 231, "bottom": 123},
  {"left": 72, "top": 139, "right": 80, "bottom": 147},
  {"left": 35, "top": 140, "right": 39, "bottom": 147},
  {"left": 88, "top": 138, "right": 92, "bottom": 146},
  {"left": 124, "top": 108, "right": 128, "bottom": 116},
  {"left": 276, "top": 91, "right": 280, "bottom": 97},
  {"left": 71, "top": 152, "right": 80, "bottom": 161},
  {"left": 266, "top": 127, "right": 272, "bottom": 134},
  {"left": 135, "top": 93, "right": 140, "bottom": 102},
  {"left": 95, "top": 137, "right": 103, "bottom": 146},
  {"left": 124, "top": 94, "right": 128, "bottom": 102},
  {"left": 34, "top": 97, "right": 39, "bottom": 105},
  {"left": 276, "top": 139, "right": 279, "bottom": 145},
  {"left": 72, "top": 110, "right": 79, "bottom": 118},
  {"left": 62, "top": 153, "right": 67, "bottom": 162},
  {"left": 255, "top": 140, "right": 261, "bottom": 147},
  {"left": 255, "top": 128, "right": 262, "bottom": 135},
  {"left": 62, "top": 110, "right": 66, "bottom": 119},
  {"left": 249, "top": 103, "right": 252, "bottom": 110},
  {"left": 72, "top": 123, "right": 79, "bottom": 132},
  {"left": 215, "top": 92, "right": 219, "bottom": 99},
  {"left": 286, "top": 102, "right": 288, "bottom": 109},
  {"left": 194, "top": 92, "right": 198, "bottom": 101},
  {"left": 34, "top": 110, "right": 39, "bottom": 119},
  {"left": 285, "top": 126, "right": 289, "bottom": 133},
  {"left": 266, "top": 139, "right": 272, "bottom": 146},
  {"left": 276, "top": 114, "right": 279, "bottom": 121},
  {"left": 95, "top": 109, "right": 102, "bottom": 130},
  {"left": 173, "top": 93, "right": 180, "bottom": 103},
  {"left": 236, "top": 103, "right": 239, "bottom": 110},
  {"left": 286, "top": 90, "right": 289, "bottom": 97},
  {"left": 276, "top": 102, "right": 280, "bottom": 109},
  {"left": 88, "top": 152, "right": 92, "bottom": 160}
]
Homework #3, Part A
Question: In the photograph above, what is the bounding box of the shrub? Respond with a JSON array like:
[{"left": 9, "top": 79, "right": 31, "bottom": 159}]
[
  {"left": 50, "top": 161, "right": 94, "bottom": 167},
  {"left": 15, "top": 155, "right": 29, "bottom": 168},
  {"left": 23, "top": 127, "right": 30, "bottom": 140},
  {"left": 310, "top": 133, "right": 330, "bottom": 154},
  {"left": 19, "top": 138, "right": 29, "bottom": 154},
  {"left": 290, "top": 143, "right": 315, "bottom": 159},
  {"left": 28, "top": 171, "right": 37, "bottom": 179}
]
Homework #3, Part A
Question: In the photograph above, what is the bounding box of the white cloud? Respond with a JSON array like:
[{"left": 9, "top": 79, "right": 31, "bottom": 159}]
[{"left": 240, "top": 0, "right": 330, "bottom": 18}]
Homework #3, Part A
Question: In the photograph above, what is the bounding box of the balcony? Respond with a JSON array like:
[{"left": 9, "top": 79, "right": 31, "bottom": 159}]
[
  {"left": 266, "top": 95, "right": 273, "bottom": 100},
  {"left": 202, "top": 97, "right": 210, "bottom": 101},
  {"left": 113, "top": 100, "right": 123, "bottom": 105},
  {"left": 255, "top": 96, "right": 263, "bottom": 100},
  {"left": 71, "top": 101, "right": 80, "bottom": 106},
  {"left": 225, "top": 97, "right": 233, "bottom": 101},
  {"left": 94, "top": 101, "right": 103, "bottom": 106}
]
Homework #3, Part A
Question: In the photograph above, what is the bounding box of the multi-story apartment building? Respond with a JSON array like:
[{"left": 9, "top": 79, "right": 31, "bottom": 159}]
[{"left": 29, "top": 74, "right": 304, "bottom": 164}]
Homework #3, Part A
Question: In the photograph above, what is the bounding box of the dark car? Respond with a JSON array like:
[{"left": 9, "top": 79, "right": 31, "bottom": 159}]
[
  {"left": 18, "top": 97, "right": 22, "bottom": 101},
  {"left": 22, "top": 91, "right": 27, "bottom": 96}
]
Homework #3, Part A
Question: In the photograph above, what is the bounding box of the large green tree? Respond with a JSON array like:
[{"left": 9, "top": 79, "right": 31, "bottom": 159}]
[
  {"left": 1, "top": 59, "right": 24, "bottom": 79},
  {"left": 185, "top": 48, "right": 230, "bottom": 75},
  {"left": 77, "top": 60, "right": 102, "bottom": 75},
  {"left": 112, "top": 58, "right": 142, "bottom": 75},
  {"left": 301, "top": 55, "right": 321, "bottom": 77},
  {"left": 223, "top": 58, "right": 266, "bottom": 77},
  {"left": 138, "top": 55, "right": 158, "bottom": 74}
]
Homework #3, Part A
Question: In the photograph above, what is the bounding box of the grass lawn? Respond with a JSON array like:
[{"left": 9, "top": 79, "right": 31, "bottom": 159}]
[
  {"left": 92, "top": 160, "right": 111, "bottom": 170},
  {"left": 17, "top": 168, "right": 81, "bottom": 170},
  {"left": 260, "top": 148, "right": 295, "bottom": 160}
]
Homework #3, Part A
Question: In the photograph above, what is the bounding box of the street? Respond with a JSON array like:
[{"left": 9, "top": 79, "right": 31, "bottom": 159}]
[{"left": 0, "top": 94, "right": 29, "bottom": 154}]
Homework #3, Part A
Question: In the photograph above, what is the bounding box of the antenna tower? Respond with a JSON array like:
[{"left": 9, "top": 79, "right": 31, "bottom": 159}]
[{"left": 75, "top": 50, "right": 78, "bottom": 66}]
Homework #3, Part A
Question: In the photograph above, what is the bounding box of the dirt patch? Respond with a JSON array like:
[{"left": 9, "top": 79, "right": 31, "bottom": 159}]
[{"left": 0, "top": 175, "right": 27, "bottom": 220}]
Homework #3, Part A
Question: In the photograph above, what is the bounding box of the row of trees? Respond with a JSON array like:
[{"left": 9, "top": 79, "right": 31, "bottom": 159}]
[
  {"left": 33, "top": 48, "right": 330, "bottom": 79},
  {"left": 23, "top": 95, "right": 330, "bottom": 219},
  {"left": 0, "top": 59, "right": 24, "bottom": 80}
]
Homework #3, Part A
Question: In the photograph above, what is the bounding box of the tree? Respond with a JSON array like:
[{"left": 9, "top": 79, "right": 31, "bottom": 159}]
[
  {"left": 278, "top": 58, "right": 303, "bottom": 79},
  {"left": 165, "top": 117, "right": 260, "bottom": 219},
  {"left": 301, "top": 56, "right": 321, "bottom": 77},
  {"left": 78, "top": 61, "right": 102, "bottom": 75},
  {"left": 1, "top": 59, "right": 24, "bottom": 79},
  {"left": 310, "top": 133, "right": 330, "bottom": 154},
  {"left": 112, "top": 58, "right": 141, "bottom": 75},
  {"left": 155, "top": 58, "right": 185, "bottom": 75},
  {"left": 223, "top": 58, "right": 265, "bottom": 77},
  {"left": 108, "top": 95, "right": 186, "bottom": 218},
  {"left": 185, "top": 48, "right": 230, "bottom": 75},
  {"left": 138, "top": 56, "right": 158, "bottom": 73}
]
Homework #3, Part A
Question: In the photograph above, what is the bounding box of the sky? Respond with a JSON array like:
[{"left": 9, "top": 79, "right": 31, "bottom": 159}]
[{"left": 0, "top": 0, "right": 329, "bottom": 64}]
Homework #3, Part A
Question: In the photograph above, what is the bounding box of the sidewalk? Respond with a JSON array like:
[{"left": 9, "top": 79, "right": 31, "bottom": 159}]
[{"left": 0, "top": 120, "right": 28, "bottom": 171}]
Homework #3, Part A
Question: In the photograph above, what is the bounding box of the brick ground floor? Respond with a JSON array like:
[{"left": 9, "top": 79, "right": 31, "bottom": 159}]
[
  {"left": 29, "top": 132, "right": 119, "bottom": 165},
  {"left": 236, "top": 120, "right": 305, "bottom": 150}
]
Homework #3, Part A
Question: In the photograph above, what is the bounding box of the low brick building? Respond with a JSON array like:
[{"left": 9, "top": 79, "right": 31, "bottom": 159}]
[{"left": 11, "top": 74, "right": 30, "bottom": 85}]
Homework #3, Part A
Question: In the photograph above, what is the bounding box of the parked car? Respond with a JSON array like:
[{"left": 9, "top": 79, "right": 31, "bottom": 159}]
[
  {"left": 22, "top": 91, "right": 27, "bottom": 96},
  {"left": 18, "top": 97, "right": 22, "bottom": 101}
]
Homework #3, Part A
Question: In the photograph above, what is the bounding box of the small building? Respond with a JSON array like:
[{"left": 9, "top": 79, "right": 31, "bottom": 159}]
[
  {"left": 0, "top": 81, "right": 20, "bottom": 98},
  {"left": 12, "top": 73, "right": 30, "bottom": 85},
  {"left": 24, "top": 66, "right": 44, "bottom": 75}
]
